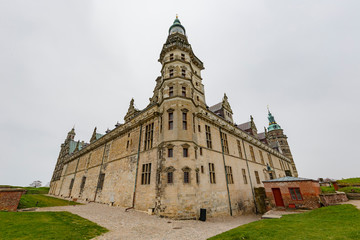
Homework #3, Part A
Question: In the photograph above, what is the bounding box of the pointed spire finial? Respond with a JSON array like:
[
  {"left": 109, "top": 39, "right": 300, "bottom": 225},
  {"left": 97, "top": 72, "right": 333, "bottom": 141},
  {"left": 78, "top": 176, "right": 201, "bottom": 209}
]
[
  {"left": 176, "top": 14, "right": 178, "bottom": 19},
  {"left": 267, "top": 105, "right": 270, "bottom": 113}
]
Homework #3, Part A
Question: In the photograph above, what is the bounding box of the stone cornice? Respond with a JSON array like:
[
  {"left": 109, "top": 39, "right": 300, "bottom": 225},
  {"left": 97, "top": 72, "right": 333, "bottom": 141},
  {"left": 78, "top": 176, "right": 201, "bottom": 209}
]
[
  {"left": 196, "top": 107, "right": 292, "bottom": 163},
  {"left": 63, "top": 104, "right": 159, "bottom": 164}
]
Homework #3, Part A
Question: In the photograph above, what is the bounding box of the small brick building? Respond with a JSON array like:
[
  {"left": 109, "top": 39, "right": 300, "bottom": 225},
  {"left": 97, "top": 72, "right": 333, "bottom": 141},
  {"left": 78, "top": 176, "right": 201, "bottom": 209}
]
[
  {"left": 263, "top": 177, "right": 321, "bottom": 210},
  {"left": 0, "top": 188, "right": 26, "bottom": 211}
]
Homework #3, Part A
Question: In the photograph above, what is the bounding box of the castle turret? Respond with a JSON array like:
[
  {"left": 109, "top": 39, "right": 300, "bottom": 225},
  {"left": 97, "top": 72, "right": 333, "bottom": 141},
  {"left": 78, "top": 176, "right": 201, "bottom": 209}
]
[{"left": 266, "top": 109, "right": 298, "bottom": 177}]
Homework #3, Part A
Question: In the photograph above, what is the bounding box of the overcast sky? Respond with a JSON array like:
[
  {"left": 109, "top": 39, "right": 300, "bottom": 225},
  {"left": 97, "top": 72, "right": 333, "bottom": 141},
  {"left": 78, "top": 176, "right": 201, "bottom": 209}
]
[{"left": 1, "top": 1, "right": 359, "bottom": 186}]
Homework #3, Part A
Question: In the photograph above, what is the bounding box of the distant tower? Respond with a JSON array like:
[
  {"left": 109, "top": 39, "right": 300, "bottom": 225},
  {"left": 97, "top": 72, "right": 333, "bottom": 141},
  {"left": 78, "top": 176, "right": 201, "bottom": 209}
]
[{"left": 266, "top": 109, "right": 298, "bottom": 177}]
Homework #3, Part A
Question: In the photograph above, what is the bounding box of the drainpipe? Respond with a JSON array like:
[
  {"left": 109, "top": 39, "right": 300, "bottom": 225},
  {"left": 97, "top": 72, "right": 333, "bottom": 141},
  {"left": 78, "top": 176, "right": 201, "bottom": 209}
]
[
  {"left": 219, "top": 127, "right": 232, "bottom": 216},
  {"left": 129, "top": 124, "right": 143, "bottom": 210},
  {"left": 94, "top": 143, "right": 108, "bottom": 202},
  {"left": 241, "top": 139, "right": 258, "bottom": 214}
]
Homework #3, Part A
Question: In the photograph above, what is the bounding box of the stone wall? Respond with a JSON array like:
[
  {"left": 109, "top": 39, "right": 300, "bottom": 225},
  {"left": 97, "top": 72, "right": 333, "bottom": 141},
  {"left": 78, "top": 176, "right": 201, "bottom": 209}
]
[
  {"left": 319, "top": 192, "right": 348, "bottom": 206},
  {"left": 0, "top": 188, "right": 26, "bottom": 211}
]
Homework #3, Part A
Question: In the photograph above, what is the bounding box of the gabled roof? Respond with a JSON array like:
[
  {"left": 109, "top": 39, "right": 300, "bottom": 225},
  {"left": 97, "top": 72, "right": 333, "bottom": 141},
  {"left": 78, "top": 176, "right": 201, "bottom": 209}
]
[
  {"left": 258, "top": 132, "right": 266, "bottom": 140},
  {"left": 209, "top": 102, "right": 222, "bottom": 113},
  {"left": 263, "top": 176, "right": 317, "bottom": 183},
  {"left": 69, "top": 140, "right": 84, "bottom": 154},
  {"left": 236, "top": 121, "right": 251, "bottom": 131}
]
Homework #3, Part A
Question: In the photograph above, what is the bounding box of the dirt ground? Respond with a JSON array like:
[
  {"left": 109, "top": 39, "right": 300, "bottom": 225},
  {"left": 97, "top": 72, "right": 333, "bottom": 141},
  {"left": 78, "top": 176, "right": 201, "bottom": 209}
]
[{"left": 36, "top": 203, "right": 260, "bottom": 240}]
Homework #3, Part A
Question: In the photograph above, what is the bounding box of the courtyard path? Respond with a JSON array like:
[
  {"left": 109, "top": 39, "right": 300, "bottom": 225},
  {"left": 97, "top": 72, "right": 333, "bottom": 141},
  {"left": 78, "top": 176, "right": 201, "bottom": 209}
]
[
  {"left": 343, "top": 199, "right": 360, "bottom": 210},
  {"left": 36, "top": 203, "right": 260, "bottom": 240}
]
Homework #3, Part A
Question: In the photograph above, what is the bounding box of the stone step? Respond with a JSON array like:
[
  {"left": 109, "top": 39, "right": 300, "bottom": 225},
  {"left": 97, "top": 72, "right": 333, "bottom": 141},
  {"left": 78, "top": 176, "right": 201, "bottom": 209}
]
[{"left": 261, "top": 214, "right": 282, "bottom": 219}]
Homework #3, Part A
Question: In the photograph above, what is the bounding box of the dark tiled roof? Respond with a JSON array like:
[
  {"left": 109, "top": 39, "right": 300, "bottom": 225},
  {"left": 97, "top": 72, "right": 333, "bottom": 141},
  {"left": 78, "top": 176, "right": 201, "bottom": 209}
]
[
  {"left": 258, "top": 132, "right": 266, "bottom": 140},
  {"left": 263, "top": 176, "right": 317, "bottom": 183},
  {"left": 209, "top": 102, "right": 222, "bottom": 113},
  {"left": 236, "top": 121, "right": 251, "bottom": 131}
]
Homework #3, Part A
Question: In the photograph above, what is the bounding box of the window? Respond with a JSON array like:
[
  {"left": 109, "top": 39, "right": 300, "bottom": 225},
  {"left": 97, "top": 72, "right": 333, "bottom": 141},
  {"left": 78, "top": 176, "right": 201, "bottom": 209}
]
[
  {"left": 200, "top": 147, "right": 203, "bottom": 156},
  {"left": 237, "top": 140, "right": 243, "bottom": 158},
  {"left": 242, "top": 169, "right": 248, "bottom": 184},
  {"left": 183, "top": 147, "right": 188, "bottom": 157},
  {"left": 160, "top": 116, "right": 163, "bottom": 132},
  {"left": 69, "top": 178, "right": 74, "bottom": 190},
  {"left": 197, "top": 96, "right": 200, "bottom": 101},
  {"left": 80, "top": 176, "right": 86, "bottom": 193},
  {"left": 221, "top": 132, "right": 229, "bottom": 154},
  {"left": 249, "top": 146, "right": 256, "bottom": 162},
  {"left": 289, "top": 188, "right": 303, "bottom": 200},
  {"left": 169, "top": 86, "right": 174, "bottom": 96},
  {"left": 193, "top": 115, "right": 195, "bottom": 133},
  {"left": 182, "top": 86, "right": 186, "bottom": 97},
  {"left": 168, "top": 112, "right": 173, "bottom": 130},
  {"left": 167, "top": 172, "right": 173, "bottom": 184},
  {"left": 144, "top": 123, "right": 154, "bottom": 150},
  {"left": 226, "top": 166, "right": 234, "bottom": 184},
  {"left": 259, "top": 150, "right": 264, "bottom": 164},
  {"left": 170, "top": 53, "right": 174, "bottom": 61},
  {"left": 97, "top": 173, "right": 105, "bottom": 190},
  {"left": 169, "top": 69, "right": 174, "bottom": 77},
  {"left": 269, "top": 172, "right": 274, "bottom": 180},
  {"left": 254, "top": 171, "right": 261, "bottom": 184},
  {"left": 182, "top": 69, "right": 186, "bottom": 77},
  {"left": 201, "top": 165, "right": 204, "bottom": 173},
  {"left": 184, "top": 171, "right": 190, "bottom": 183},
  {"left": 126, "top": 140, "right": 130, "bottom": 149},
  {"left": 279, "top": 159, "right": 284, "bottom": 170},
  {"left": 205, "top": 125, "right": 212, "bottom": 149},
  {"left": 181, "top": 53, "right": 185, "bottom": 61},
  {"left": 198, "top": 125, "right": 201, "bottom": 132},
  {"left": 141, "top": 163, "right": 151, "bottom": 185},
  {"left": 196, "top": 171, "right": 200, "bottom": 184},
  {"left": 209, "top": 163, "right": 216, "bottom": 184},
  {"left": 268, "top": 153, "right": 274, "bottom": 168},
  {"left": 285, "top": 170, "right": 292, "bottom": 177},
  {"left": 182, "top": 112, "right": 187, "bottom": 130},
  {"left": 168, "top": 148, "right": 173, "bottom": 157}
]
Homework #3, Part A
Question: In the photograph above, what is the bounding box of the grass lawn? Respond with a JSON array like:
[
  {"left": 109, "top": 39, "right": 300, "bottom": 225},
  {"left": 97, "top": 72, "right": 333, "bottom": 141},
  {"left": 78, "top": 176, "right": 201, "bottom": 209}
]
[
  {"left": 337, "top": 178, "right": 360, "bottom": 185},
  {"left": 320, "top": 186, "right": 335, "bottom": 193},
  {"left": 209, "top": 205, "right": 360, "bottom": 240},
  {"left": 18, "top": 194, "right": 81, "bottom": 209},
  {"left": 339, "top": 187, "right": 360, "bottom": 193},
  {"left": 0, "top": 211, "right": 108, "bottom": 240}
]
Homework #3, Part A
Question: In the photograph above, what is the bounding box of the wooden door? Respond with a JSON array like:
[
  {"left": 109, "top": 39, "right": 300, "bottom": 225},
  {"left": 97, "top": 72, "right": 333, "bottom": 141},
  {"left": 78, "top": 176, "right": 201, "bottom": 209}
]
[{"left": 272, "top": 188, "right": 284, "bottom": 207}]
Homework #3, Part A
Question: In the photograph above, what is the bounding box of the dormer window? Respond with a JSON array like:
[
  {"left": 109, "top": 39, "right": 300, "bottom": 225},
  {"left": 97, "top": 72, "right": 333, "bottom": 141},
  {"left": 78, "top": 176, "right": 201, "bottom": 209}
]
[
  {"left": 181, "top": 53, "right": 185, "bottom": 61},
  {"left": 181, "top": 69, "right": 186, "bottom": 77},
  {"left": 170, "top": 53, "right": 174, "bottom": 61},
  {"left": 169, "top": 69, "right": 174, "bottom": 77}
]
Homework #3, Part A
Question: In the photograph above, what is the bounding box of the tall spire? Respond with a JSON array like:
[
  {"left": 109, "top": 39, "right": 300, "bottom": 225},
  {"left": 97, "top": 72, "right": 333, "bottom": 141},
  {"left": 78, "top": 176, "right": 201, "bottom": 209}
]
[
  {"left": 267, "top": 108, "right": 281, "bottom": 132},
  {"left": 169, "top": 15, "right": 186, "bottom": 35}
]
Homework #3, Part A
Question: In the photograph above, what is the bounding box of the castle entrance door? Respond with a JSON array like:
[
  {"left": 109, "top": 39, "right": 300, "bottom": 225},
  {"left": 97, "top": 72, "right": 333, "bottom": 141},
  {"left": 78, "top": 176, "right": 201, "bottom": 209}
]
[{"left": 272, "top": 188, "right": 284, "bottom": 207}]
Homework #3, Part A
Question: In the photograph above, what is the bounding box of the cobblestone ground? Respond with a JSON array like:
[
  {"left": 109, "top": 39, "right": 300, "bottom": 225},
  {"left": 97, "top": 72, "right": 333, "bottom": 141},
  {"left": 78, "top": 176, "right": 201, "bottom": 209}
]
[{"left": 36, "top": 203, "right": 260, "bottom": 240}]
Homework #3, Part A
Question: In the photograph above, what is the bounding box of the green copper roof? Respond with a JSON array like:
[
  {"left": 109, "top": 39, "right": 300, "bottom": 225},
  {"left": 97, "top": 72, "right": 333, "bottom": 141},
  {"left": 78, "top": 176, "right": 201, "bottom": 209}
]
[
  {"left": 267, "top": 110, "right": 282, "bottom": 132},
  {"left": 169, "top": 16, "right": 186, "bottom": 35}
]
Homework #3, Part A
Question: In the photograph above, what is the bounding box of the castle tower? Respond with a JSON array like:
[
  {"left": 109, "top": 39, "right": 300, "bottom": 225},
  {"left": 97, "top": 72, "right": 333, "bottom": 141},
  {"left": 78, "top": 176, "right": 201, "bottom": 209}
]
[{"left": 266, "top": 109, "right": 298, "bottom": 177}]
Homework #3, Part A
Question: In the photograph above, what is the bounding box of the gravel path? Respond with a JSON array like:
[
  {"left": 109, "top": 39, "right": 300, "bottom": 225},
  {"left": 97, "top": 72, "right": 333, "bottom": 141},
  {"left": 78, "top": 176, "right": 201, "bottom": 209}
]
[
  {"left": 36, "top": 203, "right": 260, "bottom": 240},
  {"left": 343, "top": 200, "right": 360, "bottom": 210}
]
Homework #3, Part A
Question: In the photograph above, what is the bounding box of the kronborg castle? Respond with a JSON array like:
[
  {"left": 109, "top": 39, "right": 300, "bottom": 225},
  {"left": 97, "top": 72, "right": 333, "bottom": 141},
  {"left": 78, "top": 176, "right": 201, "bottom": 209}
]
[{"left": 49, "top": 17, "right": 298, "bottom": 218}]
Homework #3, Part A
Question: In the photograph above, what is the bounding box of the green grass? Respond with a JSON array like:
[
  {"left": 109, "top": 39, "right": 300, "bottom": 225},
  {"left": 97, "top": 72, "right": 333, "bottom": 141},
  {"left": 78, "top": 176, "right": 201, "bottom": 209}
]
[
  {"left": 18, "top": 194, "right": 81, "bottom": 209},
  {"left": 209, "top": 205, "right": 360, "bottom": 240},
  {"left": 321, "top": 186, "right": 335, "bottom": 194},
  {"left": 0, "top": 185, "right": 50, "bottom": 194},
  {"left": 0, "top": 211, "right": 108, "bottom": 240},
  {"left": 338, "top": 178, "right": 360, "bottom": 185},
  {"left": 339, "top": 187, "right": 360, "bottom": 193}
]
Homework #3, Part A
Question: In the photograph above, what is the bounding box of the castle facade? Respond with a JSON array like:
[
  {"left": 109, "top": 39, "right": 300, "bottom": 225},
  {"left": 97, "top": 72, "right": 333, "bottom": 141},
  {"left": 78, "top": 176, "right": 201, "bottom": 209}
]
[{"left": 49, "top": 17, "right": 298, "bottom": 218}]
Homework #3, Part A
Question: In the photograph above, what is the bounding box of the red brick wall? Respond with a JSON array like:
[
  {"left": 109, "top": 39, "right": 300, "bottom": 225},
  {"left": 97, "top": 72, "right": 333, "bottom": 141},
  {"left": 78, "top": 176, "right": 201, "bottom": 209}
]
[
  {"left": 264, "top": 181, "right": 321, "bottom": 210},
  {"left": 0, "top": 190, "right": 25, "bottom": 211}
]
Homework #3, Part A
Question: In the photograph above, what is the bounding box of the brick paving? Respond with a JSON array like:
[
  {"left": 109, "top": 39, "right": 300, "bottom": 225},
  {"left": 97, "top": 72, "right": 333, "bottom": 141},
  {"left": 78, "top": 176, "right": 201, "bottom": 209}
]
[{"left": 36, "top": 203, "right": 260, "bottom": 240}]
